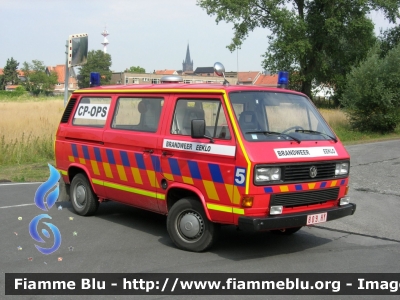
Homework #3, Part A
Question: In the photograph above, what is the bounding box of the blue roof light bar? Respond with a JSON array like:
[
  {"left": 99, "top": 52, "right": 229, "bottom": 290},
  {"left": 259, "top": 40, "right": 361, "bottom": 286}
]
[
  {"left": 277, "top": 71, "right": 289, "bottom": 88},
  {"left": 90, "top": 72, "right": 101, "bottom": 87}
]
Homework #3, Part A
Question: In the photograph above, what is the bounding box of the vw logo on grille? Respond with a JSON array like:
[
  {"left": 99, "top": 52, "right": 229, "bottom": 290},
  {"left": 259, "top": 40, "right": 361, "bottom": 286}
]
[{"left": 309, "top": 166, "right": 318, "bottom": 178}]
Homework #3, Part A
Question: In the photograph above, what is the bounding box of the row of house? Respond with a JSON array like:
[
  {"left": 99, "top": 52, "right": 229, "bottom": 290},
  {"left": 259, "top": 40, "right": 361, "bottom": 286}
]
[
  {"left": 0, "top": 69, "right": 24, "bottom": 91},
  {"left": 111, "top": 68, "right": 279, "bottom": 86},
  {"left": 0, "top": 65, "right": 78, "bottom": 93},
  {"left": 1, "top": 64, "right": 280, "bottom": 93},
  {"left": 45, "top": 65, "right": 79, "bottom": 93}
]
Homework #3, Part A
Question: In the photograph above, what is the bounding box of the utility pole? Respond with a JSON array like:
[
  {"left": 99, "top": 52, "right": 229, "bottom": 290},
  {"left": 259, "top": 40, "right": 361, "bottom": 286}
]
[{"left": 64, "top": 40, "right": 69, "bottom": 107}]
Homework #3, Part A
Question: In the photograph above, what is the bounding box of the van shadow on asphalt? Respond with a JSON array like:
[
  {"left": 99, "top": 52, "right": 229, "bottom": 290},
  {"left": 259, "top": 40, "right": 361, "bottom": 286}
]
[{"left": 58, "top": 200, "right": 332, "bottom": 261}]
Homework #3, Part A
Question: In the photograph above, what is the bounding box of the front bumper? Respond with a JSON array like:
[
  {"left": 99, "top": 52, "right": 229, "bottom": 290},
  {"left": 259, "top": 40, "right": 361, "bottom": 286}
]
[{"left": 238, "top": 203, "right": 356, "bottom": 231}]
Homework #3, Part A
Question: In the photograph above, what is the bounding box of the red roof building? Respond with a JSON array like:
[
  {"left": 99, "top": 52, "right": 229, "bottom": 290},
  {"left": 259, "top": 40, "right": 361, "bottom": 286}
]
[
  {"left": 46, "top": 65, "right": 78, "bottom": 93},
  {"left": 237, "top": 71, "right": 261, "bottom": 84},
  {"left": 254, "top": 74, "right": 278, "bottom": 86},
  {"left": 154, "top": 70, "right": 178, "bottom": 75}
]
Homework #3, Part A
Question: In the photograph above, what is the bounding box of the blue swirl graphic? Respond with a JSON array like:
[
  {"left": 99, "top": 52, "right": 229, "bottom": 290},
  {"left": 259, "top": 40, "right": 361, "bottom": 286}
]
[
  {"left": 29, "top": 214, "right": 62, "bottom": 255},
  {"left": 34, "top": 164, "right": 60, "bottom": 211}
]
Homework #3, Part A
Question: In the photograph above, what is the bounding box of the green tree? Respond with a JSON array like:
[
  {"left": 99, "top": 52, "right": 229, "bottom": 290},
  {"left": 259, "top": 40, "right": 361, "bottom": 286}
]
[
  {"left": 379, "top": 25, "right": 400, "bottom": 57},
  {"left": 21, "top": 60, "right": 58, "bottom": 95},
  {"left": 198, "top": 0, "right": 399, "bottom": 103},
  {"left": 125, "top": 66, "right": 146, "bottom": 73},
  {"left": 78, "top": 50, "right": 112, "bottom": 88},
  {"left": 1, "top": 57, "right": 20, "bottom": 89},
  {"left": 0, "top": 75, "right": 4, "bottom": 90},
  {"left": 341, "top": 43, "right": 400, "bottom": 132},
  {"left": 21, "top": 62, "right": 33, "bottom": 92}
]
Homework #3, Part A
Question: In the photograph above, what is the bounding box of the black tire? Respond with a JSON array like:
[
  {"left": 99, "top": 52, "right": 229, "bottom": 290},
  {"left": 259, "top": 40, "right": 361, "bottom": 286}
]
[
  {"left": 70, "top": 173, "right": 99, "bottom": 216},
  {"left": 271, "top": 226, "right": 302, "bottom": 235},
  {"left": 167, "top": 198, "right": 219, "bottom": 252}
]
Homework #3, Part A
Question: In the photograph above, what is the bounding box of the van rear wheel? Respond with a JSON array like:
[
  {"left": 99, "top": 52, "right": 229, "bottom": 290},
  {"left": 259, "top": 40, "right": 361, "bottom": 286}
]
[
  {"left": 167, "top": 198, "right": 219, "bottom": 252},
  {"left": 271, "top": 226, "right": 302, "bottom": 235},
  {"left": 70, "top": 173, "right": 99, "bottom": 216}
]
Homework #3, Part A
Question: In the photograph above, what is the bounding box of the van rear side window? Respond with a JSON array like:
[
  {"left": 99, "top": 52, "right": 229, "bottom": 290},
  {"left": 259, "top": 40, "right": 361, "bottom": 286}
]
[
  {"left": 111, "top": 97, "right": 164, "bottom": 132},
  {"left": 72, "top": 97, "right": 111, "bottom": 127}
]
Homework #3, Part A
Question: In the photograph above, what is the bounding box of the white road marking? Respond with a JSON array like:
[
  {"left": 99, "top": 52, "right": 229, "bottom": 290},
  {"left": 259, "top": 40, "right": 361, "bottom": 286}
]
[
  {"left": 0, "top": 203, "right": 36, "bottom": 209},
  {"left": 0, "top": 182, "right": 42, "bottom": 186}
]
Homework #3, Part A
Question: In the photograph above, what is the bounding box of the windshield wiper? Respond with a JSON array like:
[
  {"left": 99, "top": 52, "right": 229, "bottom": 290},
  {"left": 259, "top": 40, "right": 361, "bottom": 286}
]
[
  {"left": 295, "top": 129, "right": 337, "bottom": 143},
  {"left": 245, "top": 131, "right": 301, "bottom": 144}
]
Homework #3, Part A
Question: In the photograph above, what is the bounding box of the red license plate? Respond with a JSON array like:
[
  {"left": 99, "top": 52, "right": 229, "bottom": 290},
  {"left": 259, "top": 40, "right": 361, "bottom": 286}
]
[{"left": 306, "top": 212, "right": 327, "bottom": 225}]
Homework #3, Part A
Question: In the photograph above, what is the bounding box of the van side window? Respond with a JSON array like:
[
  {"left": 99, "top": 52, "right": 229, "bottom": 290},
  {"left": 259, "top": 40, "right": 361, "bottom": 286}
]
[
  {"left": 112, "top": 97, "right": 164, "bottom": 132},
  {"left": 72, "top": 97, "right": 111, "bottom": 127},
  {"left": 171, "top": 99, "right": 231, "bottom": 139}
]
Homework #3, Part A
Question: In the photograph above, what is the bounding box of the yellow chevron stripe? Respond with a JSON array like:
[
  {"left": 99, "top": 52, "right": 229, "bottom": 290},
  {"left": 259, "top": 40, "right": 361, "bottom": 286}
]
[
  {"left": 308, "top": 183, "right": 316, "bottom": 189},
  {"left": 117, "top": 165, "right": 127, "bottom": 181},
  {"left": 224, "top": 183, "right": 233, "bottom": 203},
  {"left": 79, "top": 158, "right": 86, "bottom": 165},
  {"left": 91, "top": 160, "right": 100, "bottom": 175},
  {"left": 68, "top": 156, "right": 75, "bottom": 162},
  {"left": 146, "top": 170, "right": 159, "bottom": 188},
  {"left": 103, "top": 162, "right": 113, "bottom": 178},
  {"left": 280, "top": 185, "right": 289, "bottom": 192},
  {"left": 233, "top": 185, "right": 241, "bottom": 205},
  {"left": 131, "top": 167, "right": 143, "bottom": 184},
  {"left": 163, "top": 173, "right": 174, "bottom": 181},
  {"left": 182, "top": 176, "right": 194, "bottom": 185},
  {"left": 330, "top": 180, "right": 337, "bottom": 187},
  {"left": 224, "top": 184, "right": 241, "bottom": 205},
  {"left": 203, "top": 180, "right": 219, "bottom": 200}
]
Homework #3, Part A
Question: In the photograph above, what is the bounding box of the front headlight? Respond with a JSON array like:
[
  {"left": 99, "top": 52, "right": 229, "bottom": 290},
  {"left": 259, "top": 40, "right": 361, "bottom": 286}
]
[
  {"left": 255, "top": 167, "right": 281, "bottom": 183},
  {"left": 335, "top": 162, "right": 349, "bottom": 175}
]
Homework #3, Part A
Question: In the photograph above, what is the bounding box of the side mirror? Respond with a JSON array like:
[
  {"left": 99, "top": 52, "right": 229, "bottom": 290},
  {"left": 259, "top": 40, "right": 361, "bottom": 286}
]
[
  {"left": 191, "top": 119, "right": 215, "bottom": 143},
  {"left": 214, "top": 62, "right": 225, "bottom": 77},
  {"left": 191, "top": 119, "right": 205, "bottom": 138},
  {"left": 213, "top": 62, "right": 229, "bottom": 86}
]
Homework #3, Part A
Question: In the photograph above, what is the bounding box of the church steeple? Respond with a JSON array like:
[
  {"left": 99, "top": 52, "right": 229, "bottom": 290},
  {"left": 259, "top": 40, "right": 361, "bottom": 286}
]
[
  {"left": 185, "top": 44, "right": 191, "bottom": 64},
  {"left": 182, "top": 43, "right": 193, "bottom": 72}
]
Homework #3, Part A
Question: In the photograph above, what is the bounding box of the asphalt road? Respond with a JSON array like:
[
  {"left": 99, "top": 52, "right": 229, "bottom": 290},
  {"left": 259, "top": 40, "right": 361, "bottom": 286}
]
[{"left": 1, "top": 139, "right": 399, "bottom": 300}]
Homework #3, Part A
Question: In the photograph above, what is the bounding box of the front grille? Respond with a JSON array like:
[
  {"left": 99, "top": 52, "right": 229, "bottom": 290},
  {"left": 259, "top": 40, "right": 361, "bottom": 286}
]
[
  {"left": 271, "top": 187, "right": 339, "bottom": 207},
  {"left": 283, "top": 163, "right": 336, "bottom": 182}
]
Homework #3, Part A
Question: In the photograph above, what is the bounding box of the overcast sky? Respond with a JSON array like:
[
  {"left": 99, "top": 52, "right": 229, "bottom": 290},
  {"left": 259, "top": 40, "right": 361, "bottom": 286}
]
[{"left": 0, "top": 0, "right": 396, "bottom": 73}]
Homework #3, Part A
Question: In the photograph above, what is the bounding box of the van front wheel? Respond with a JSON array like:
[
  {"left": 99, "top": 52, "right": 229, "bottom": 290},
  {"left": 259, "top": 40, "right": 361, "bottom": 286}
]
[
  {"left": 167, "top": 198, "right": 218, "bottom": 252},
  {"left": 70, "top": 173, "right": 99, "bottom": 216}
]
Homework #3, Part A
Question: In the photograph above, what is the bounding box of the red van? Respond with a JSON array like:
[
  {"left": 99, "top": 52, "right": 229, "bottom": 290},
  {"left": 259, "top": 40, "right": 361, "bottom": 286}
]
[{"left": 55, "top": 64, "right": 355, "bottom": 252}]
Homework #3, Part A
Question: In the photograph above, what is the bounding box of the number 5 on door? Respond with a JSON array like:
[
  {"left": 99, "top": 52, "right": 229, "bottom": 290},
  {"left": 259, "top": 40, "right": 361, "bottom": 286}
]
[{"left": 234, "top": 167, "right": 246, "bottom": 187}]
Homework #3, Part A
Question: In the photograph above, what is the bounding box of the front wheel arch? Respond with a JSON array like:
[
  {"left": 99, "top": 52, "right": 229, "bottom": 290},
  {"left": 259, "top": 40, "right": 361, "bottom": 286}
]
[{"left": 165, "top": 184, "right": 211, "bottom": 221}]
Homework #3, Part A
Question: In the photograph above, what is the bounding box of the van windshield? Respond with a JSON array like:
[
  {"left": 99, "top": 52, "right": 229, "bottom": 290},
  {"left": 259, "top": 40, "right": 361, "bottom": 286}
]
[{"left": 228, "top": 91, "right": 335, "bottom": 142}]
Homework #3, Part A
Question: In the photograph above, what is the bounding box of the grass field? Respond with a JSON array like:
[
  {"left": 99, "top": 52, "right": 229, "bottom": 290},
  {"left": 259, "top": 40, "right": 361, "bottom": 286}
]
[
  {"left": 0, "top": 96, "right": 399, "bottom": 182},
  {"left": 0, "top": 100, "right": 64, "bottom": 142}
]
